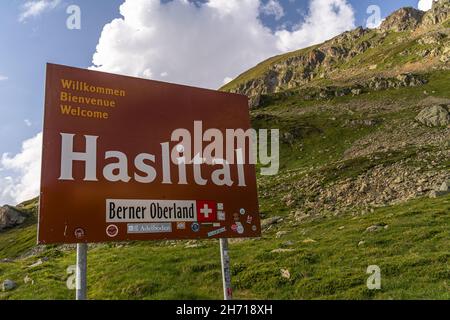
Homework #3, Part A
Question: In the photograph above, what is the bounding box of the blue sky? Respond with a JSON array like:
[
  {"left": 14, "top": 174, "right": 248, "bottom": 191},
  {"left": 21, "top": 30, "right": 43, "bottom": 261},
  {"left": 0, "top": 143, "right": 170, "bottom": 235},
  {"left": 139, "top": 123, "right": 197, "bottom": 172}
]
[{"left": 0, "top": 0, "right": 429, "bottom": 204}]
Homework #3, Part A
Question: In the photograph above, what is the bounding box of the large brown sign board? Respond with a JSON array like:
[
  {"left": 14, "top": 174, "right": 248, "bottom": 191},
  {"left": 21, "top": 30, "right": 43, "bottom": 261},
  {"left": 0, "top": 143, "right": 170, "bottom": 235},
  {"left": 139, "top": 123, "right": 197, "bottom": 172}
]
[{"left": 39, "top": 63, "right": 260, "bottom": 244}]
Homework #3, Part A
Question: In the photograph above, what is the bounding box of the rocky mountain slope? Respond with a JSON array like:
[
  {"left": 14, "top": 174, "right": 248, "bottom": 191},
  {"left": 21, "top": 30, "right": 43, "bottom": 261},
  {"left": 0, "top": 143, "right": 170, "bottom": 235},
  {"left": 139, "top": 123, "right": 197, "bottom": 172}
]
[
  {"left": 1, "top": 2, "right": 449, "bottom": 299},
  {"left": 222, "top": 0, "right": 449, "bottom": 108}
]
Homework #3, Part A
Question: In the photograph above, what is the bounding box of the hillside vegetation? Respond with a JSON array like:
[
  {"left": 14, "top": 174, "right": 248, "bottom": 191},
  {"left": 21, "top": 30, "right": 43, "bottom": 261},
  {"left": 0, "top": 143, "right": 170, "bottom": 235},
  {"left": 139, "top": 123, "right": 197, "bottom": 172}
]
[{"left": 1, "top": 1, "right": 449, "bottom": 300}]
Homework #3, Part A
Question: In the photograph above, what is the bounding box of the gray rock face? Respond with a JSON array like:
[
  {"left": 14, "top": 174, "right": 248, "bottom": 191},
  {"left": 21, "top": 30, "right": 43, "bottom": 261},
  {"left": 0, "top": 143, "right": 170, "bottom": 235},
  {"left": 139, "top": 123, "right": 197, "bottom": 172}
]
[
  {"left": 1, "top": 279, "right": 17, "bottom": 292},
  {"left": 0, "top": 205, "right": 27, "bottom": 231},
  {"left": 422, "top": 0, "right": 449, "bottom": 26},
  {"left": 380, "top": 7, "right": 425, "bottom": 32},
  {"left": 416, "top": 105, "right": 450, "bottom": 127}
]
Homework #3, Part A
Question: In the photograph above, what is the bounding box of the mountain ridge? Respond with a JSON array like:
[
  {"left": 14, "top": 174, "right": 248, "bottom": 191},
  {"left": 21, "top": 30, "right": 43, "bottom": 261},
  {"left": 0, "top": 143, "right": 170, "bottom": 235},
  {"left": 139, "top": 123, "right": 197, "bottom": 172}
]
[{"left": 221, "top": 0, "right": 449, "bottom": 108}]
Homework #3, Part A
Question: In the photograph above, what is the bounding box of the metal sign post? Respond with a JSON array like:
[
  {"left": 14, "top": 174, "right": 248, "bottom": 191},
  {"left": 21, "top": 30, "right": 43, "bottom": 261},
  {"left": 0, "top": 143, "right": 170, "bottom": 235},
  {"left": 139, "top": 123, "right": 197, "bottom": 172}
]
[
  {"left": 219, "top": 238, "right": 232, "bottom": 300},
  {"left": 76, "top": 243, "right": 88, "bottom": 300}
]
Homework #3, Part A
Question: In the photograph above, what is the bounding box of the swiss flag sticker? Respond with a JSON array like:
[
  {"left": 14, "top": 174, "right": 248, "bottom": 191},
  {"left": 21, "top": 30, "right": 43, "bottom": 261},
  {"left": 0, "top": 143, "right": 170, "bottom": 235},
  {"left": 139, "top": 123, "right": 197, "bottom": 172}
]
[{"left": 196, "top": 200, "right": 217, "bottom": 222}]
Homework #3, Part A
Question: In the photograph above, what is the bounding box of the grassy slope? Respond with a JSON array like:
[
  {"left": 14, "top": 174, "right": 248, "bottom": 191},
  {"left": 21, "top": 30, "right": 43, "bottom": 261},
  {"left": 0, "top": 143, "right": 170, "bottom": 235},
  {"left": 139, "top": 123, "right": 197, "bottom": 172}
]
[
  {"left": 1, "top": 70, "right": 449, "bottom": 300},
  {"left": 0, "top": 195, "right": 448, "bottom": 300}
]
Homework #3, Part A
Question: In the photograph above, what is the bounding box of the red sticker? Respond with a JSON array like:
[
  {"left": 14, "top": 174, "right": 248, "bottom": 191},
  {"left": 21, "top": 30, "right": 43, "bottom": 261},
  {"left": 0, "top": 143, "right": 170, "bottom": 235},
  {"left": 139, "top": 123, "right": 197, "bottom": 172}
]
[{"left": 196, "top": 200, "right": 217, "bottom": 222}]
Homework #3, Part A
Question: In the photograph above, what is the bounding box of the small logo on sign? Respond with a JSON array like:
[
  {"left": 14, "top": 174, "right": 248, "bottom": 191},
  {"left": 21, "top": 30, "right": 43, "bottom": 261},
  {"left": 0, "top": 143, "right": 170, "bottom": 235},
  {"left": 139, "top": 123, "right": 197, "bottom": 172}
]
[
  {"left": 177, "top": 222, "right": 186, "bottom": 230},
  {"left": 237, "top": 223, "right": 244, "bottom": 234},
  {"left": 106, "top": 224, "right": 119, "bottom": 238},
  {"left": 240, "top": 208, "right": 246, "bottom": 215},
  {"left": 74, "top": 228, "right": 85, "bottom": 240},
  {"left": 217, "top": 211, "right": 226, "bottom": 221},
  {"left": 191, "top": 222, "right": 200, "bottom": 232},
  {"left": 246, "top": 215, "right": 253, "bottom": 224}
]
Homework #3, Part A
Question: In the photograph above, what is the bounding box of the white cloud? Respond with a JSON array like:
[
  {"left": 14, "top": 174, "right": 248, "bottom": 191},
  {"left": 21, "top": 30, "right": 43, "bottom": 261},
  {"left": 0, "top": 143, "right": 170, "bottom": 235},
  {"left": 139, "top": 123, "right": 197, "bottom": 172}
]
[
  {"left": 418, "top": 0, "right": 434, "bottom": 11},
  {"left": 223, "top": 77, "right": 234, "bottom": 85},
  {"left": 261, "top": 0, "right": 285, "bottom": 20},
  {"left": 19, "top": 0, "right": 61, "bottom": 22},
  {"left": 24, "top": 119, "right": 32, "bottom": 127},
  {"left": 275, "top": 0, "right": 355, "bottom": 51},
  {"left": 0, "top": 132, "right": 42, "bottom": 205},
  {"left": 0, "top": 75, "right": 8, "bottom": 81},
  {"left": 91, "top": 0, "right": 355, "bottom": 89}
]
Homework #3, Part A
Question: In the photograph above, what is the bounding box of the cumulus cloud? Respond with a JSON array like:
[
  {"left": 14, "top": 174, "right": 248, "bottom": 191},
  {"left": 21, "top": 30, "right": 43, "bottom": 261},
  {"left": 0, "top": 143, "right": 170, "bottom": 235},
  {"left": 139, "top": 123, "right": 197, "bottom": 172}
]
[
  {"left": 276, "top": 0, "right": 355, "bottom": 51},
  {"left": 260, "top": 0, "right": 285, "bottom": 20},
  {"left": 19, "top": 0, "right": 61, "bottom": 22},
  {"left": 91, "top": 0, "right": 355, "bottom": 89},
  {"left": 418, "top": 0, "right": 434, "bottom": 11},
  {"left": 0, "top": 133, "right": 42, "bottom": 205},
  {"left": 0, "top": 75, "right": 8, "bottom": 81}
]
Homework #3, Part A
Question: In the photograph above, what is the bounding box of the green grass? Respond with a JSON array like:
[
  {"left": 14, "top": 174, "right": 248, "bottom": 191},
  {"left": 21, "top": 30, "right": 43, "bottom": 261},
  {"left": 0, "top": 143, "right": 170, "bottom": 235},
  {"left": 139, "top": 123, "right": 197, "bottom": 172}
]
[
  {"left": 1, "top": 195, "right": 448, "bottom": 300},
  {"left": 2, "top": 30, "right": 449, "bottom": 300}
]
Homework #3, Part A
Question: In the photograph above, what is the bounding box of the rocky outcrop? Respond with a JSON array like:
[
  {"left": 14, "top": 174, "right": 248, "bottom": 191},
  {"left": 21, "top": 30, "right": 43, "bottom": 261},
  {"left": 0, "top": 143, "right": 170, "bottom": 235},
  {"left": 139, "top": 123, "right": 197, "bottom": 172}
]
[
  {"left": 0, "top": 205, "right": 27, "bottom": 231},
  {"left": 416, "top": 105, "right": 450, "bottom": 127},
  {"left": 380, "top": 7, "right": 424, "bottom": 32},
  {"left": 422, "top": 0, "right": 450, "bottom": 26},
  {"left": 223, "top": 3, "right": 449, "bottom": 107}
]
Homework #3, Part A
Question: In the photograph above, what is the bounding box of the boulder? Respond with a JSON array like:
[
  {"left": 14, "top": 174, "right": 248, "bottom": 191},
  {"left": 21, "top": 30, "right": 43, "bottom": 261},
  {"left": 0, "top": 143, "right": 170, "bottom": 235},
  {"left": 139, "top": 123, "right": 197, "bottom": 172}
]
[
  {"left": 0, "top": 205, "right": 27, "bottom": 232},
  {"left": 1, "top": 279, "right": 17, "bottom": 292},
  {"left": 416, "top": 105, "right": 450, "bottom": 127},
  {"left": 439, "top": 181, "right": 450, "bottom": 192}
]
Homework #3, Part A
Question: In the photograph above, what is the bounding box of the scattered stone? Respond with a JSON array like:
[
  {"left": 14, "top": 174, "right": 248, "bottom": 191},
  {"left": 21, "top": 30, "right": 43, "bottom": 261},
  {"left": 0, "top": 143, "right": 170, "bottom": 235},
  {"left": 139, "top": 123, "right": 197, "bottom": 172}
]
[
  {"left": 24, "top": 275, "right": 34, "bottom": 285},
  {"left": 28, "top": 259, "right": 44, "bottom": 268},
  {"left": 416, "top": 105, "right": 450, "bottom": 127},
  {"left": 351, "top": 88, "right": 362, "bottom": 96},
  {"left": 439, "top": 181, "right": 450, "bottom": 192},
  {"left": 293, "top": 211, "right": 310, "bottom": 222},
  {"left": 1, "top": 279, "right": 17, "bottom": 292},
  {"left": 429, "top": 181, "right": 450, "bottom": 198},
  {"left": 358, "top": 241, "right": 366, "bottom": 246},
  {"left": 338, "top": 226, "right": 345, "bottom": 230},
  {"left": 302, "top": 238, "right": 317, "bottom": 244},
  {"left": 276, "top": 231, "right": 289, "bottom": 238},
  {"left": 365, "top": 225, "right": 385, "bottom": 233},
  {"left": 261, "top": 216, "right": 282, "bottom": 228},
  {"left": 271, "top": 248, "right": 295, "bottom": 253},
  {"left": 280, "top": 269, "right": 291, "bottom": 279},
  {"left": 282, "top": 241, "right": 295, "bottom": 247}
]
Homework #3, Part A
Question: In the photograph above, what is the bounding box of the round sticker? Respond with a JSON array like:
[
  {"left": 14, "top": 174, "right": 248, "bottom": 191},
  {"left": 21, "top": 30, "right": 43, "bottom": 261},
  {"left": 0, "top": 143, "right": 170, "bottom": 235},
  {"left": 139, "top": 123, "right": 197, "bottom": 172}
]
[
  {"left": 237, "top": 225, "right": 244, "bottom": 234},
  {"left": 191, "top": 222, "right": 200, "bottom": 232},
  {"left": 231, "top": 224, "right": 238, "bottom": 232},
  {"left": 239, "top": 208, "right": 246, "bottom": 215},
  {"left": 252, "top": 225, "right": 257, "bottom": 232},
  {"left": 74, "top": 228, "right": 85, "bottom": 240},
  {"left": 106, "top": 224, "right": 119, "bottom": 238}
]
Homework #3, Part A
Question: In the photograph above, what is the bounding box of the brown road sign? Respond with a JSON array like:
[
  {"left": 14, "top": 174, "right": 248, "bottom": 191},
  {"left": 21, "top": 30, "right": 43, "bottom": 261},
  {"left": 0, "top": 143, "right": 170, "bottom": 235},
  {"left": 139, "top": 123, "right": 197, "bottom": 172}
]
[{"left": 39, "top": 63, "right": 260, "bottom": 244}]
